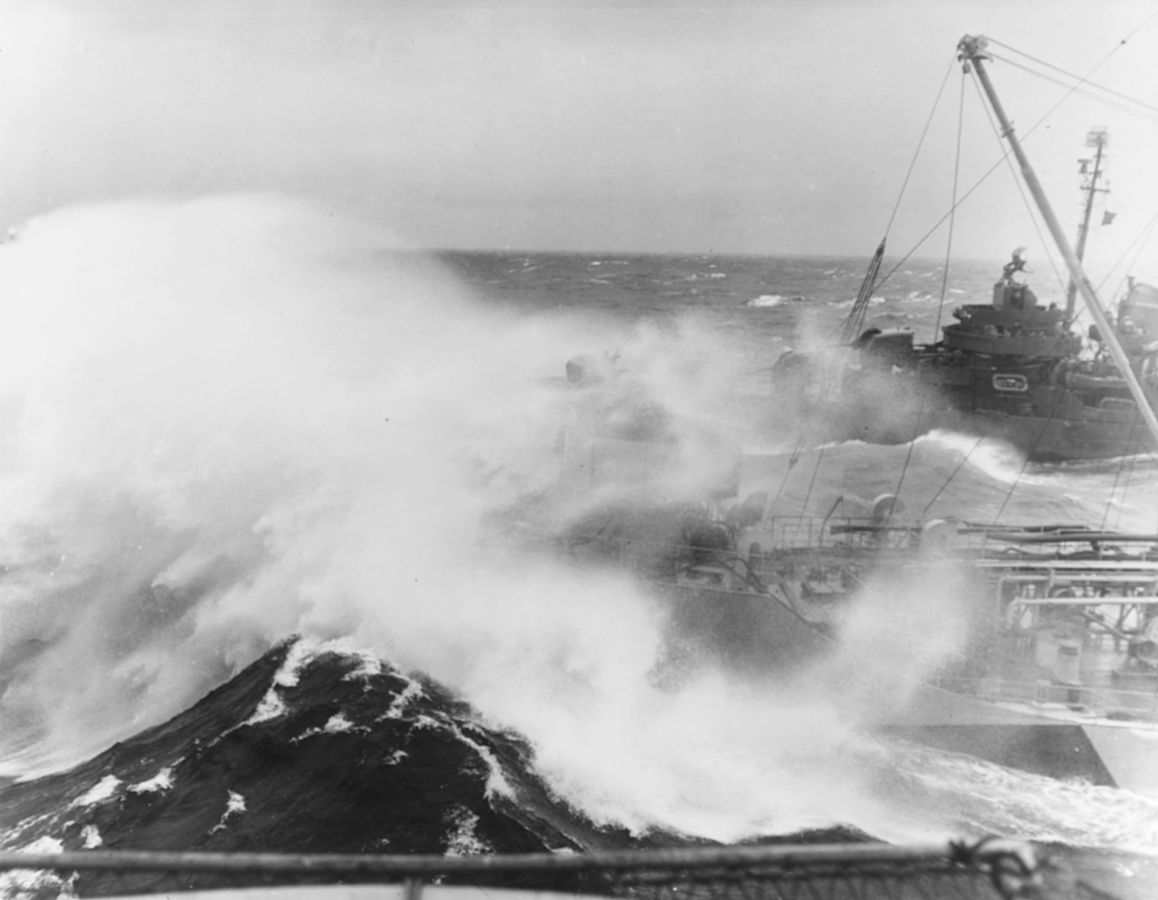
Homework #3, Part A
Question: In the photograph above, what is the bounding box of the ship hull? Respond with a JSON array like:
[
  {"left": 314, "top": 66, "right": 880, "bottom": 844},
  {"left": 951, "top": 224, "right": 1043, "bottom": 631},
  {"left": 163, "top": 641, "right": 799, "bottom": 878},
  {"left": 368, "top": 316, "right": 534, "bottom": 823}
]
[
  {"left": 767, "top": 341, "right": 1155, "bottom": 461},
  {"left": 774, "top": 386, "right": 1153, "bottom": 462},
  {"left": 656, "top": 583, "right": 1158, "bottom": 798},
  {"left": 889, "top": 720, "right": 1158, "bottom": 797},
  {"left": 937, "top": 409, "right": 1153, "bottom": 463}
]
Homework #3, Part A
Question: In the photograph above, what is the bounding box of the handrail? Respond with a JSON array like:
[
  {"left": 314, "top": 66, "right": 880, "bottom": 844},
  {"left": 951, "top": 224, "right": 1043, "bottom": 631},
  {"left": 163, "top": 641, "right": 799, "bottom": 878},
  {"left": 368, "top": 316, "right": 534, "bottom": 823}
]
[
  {"left": 0, "top": 841, "right": 1020, "bottom": 877},
  {"left": 0, "top": 839, "right": 1049, "bottom": 899}
]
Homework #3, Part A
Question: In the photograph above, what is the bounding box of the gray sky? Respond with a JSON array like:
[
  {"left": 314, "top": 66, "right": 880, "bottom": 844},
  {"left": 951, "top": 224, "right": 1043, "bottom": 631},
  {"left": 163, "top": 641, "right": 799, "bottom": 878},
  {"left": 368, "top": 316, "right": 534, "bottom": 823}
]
[{"left": 2, "top": 0, "right": 1158, "bottom": 262}]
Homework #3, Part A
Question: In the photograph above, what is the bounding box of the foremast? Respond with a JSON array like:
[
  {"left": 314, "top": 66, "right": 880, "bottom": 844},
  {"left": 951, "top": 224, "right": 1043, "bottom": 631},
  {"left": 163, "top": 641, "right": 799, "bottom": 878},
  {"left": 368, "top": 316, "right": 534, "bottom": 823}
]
[
  {"left": 1065, "top": 128, "right": 1109, "bottom": 320},
  {"left": 957, "top": 34, "right": 1158, "bottom": 450}
]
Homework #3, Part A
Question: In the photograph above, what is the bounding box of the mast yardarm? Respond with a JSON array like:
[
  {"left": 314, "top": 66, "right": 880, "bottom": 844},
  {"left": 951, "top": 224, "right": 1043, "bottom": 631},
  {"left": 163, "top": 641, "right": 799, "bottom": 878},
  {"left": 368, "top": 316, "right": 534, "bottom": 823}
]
[{"left": 956, "top": 33, "right": 1158, "bottom": 450}]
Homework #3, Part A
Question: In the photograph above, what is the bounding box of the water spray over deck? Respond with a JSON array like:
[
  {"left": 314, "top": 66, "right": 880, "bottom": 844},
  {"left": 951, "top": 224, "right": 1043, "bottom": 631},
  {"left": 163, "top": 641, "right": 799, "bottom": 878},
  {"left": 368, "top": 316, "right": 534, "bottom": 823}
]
[
  {"left": 0, "top": 195, "right": 633, "bottom": 766},
  {"left": 1, "top": 196, "right": 1140, "bottom": 852},
  {"left": 0, "top": 196, "right": 927, "bottom": 844}
]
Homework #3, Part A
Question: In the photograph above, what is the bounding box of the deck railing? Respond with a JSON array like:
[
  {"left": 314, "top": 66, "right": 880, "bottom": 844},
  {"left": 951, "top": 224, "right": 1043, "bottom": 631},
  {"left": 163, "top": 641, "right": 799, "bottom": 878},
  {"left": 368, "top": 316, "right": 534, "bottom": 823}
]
[
  {"left": 762, "top": 516, "right": 1158, "bottom": 559},
  {"left": 0, "top": 839, "right": 1090, "bottom": 900}
]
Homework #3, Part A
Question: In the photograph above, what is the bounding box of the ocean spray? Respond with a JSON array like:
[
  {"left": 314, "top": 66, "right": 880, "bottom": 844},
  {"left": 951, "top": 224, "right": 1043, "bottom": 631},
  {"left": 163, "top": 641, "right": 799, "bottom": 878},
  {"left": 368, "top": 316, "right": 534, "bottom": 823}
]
[{"left": 0, "top": 196, "right": 972, "bottom": 844}]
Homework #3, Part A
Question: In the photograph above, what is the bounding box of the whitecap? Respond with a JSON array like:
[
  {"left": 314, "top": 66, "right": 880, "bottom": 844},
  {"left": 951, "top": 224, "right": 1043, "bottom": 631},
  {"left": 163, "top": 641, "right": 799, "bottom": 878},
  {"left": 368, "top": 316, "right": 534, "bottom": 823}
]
[
  {"left": 0, "top": 837, "right": 68, "bottom": 897},
  {"left": 242, "top": 638, "right": 321, "bottom": 727},
  {"left": 293, "top": 712, "right": 368, "bottom": 742},
  {"left": 381, "top": 677, "right": 426, "bottom": 720},
  {"left": 244, "top": 688, "right": 288, "bottom": 726},
  {"left": 210, "top": 790, "right": 247, "bottom": 834},
  {"left": 71, "top": 774, "right": 121, "bottom": 808},
  {"left": 443, "top": 807, "right": 492, "bottom": 856},
  {"left": 129, "top": 766, "right": 174, "bottom": 794}
]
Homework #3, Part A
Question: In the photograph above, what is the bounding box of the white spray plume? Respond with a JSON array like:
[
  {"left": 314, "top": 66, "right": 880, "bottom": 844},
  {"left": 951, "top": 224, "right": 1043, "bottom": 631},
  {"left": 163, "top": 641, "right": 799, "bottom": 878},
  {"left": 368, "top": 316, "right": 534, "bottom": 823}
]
[
  {"left": 0, "top": 193, "right": 603, "bottom": 772},
  {"left": 0, "top": 197, "right": 731, "bottom": 757},
  {"left": 0, "top": 196, "right": 959, "bottom": 846},
  {"left": 809, "top": 556, "right": 983, "bottom": 721}
]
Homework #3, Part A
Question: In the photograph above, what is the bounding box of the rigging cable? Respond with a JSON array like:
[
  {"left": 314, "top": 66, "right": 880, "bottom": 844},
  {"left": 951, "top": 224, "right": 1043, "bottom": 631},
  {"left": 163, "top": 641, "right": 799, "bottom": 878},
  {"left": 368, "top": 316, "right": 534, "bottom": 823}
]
[
  {"left": 884, "top": 53, "right": 960, "bottom": 238},
  {"left": 965, "top": 69, "right": 1068, "bottom": 294},
  {"left": 795, "top": 56, "right": 962, "bottom": 503},
  {"left": 991, "top": 446, "right": 1036, "bottom": 527},
  {"left": 986, "top": 53, "right": 1158, "bottom": 125},
  {"left": 987, "top": 11, "right": 1158, "bottom": 123},
  {"left": 879, "top": 21, "right": 1156, "bottom": 291},
  {"left": 1101, "top": 420, "right": 1143, "bottom": 532},
  {"left": 920, "top": 435, "right": 987, "bottom": 519},
  {"left": 794, "top": 443, "right": 829, "bottom": 541},
  {"left": 834, "top": 53, "right": 958, "bottom": 346},
  {"left": 889, "top": 63, "right": 972, "bottom": 517},
  {"left": 933, "top": 71, "right": 967, "bottom": 340},
  {"left": 763, "top": 434, "right": 806, "bottom": 528}
]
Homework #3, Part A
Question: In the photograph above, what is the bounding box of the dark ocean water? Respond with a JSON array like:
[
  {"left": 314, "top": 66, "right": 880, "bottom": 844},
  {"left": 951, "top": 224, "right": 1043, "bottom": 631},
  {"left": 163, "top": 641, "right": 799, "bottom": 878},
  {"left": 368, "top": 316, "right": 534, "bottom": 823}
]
[{"left": 0, "top": 202, "right": 1156, "bottom": 898}]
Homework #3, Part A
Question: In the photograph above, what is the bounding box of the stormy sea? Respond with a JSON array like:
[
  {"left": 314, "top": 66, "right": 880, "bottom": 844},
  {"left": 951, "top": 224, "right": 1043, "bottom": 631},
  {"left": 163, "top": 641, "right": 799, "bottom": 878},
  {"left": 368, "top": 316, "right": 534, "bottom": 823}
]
[{"left": 1, "top": 196, "right": 1157, "bottom": 898}]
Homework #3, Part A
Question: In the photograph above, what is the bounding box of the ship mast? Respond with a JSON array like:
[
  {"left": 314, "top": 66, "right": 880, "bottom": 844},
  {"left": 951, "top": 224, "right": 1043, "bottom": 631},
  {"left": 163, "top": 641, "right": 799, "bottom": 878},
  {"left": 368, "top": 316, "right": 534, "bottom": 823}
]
[
  {"left": 957, "top": 34, "right": 1158, "bottom": 449},
  {"left": 1065, "top": 128, "right": 1109, "bottom": 320}
]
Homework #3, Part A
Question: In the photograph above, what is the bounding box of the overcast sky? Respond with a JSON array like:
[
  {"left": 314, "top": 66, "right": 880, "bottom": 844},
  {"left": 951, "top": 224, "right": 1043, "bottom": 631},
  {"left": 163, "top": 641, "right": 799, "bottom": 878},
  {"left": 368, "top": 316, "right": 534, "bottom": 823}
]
[{"left": 2, "top": 0, "right": 1158, "bottom": 262}]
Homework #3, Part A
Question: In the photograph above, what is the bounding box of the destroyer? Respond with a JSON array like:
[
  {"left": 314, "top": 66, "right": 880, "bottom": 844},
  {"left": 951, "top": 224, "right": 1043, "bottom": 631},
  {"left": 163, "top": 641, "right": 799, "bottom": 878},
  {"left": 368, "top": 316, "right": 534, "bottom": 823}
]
[
  {"left": 542, "top": 35, "right": 1158, "bottom": 798},
  {"left": 768, "top": 115, "right": 1158, "bottom": 462}
]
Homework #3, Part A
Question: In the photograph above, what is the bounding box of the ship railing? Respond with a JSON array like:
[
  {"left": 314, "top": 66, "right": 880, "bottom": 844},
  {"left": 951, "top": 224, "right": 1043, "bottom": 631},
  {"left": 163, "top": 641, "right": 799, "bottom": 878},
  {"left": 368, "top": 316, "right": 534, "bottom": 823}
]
[
  {"left": 756, "top": 517, "right": 1015, "bottom": 556},
  {"left": 969, "top": 530, "right": 1158, "bottom": 565},
  {"left": 552, "top": 531, "right": 771, "bottom": 596},
  {"left": 550, "top": 512, "right": 1157, "bottom": 573},
  {"left": 759, "top": 516, "right": 1158, "bottom": 562},
  {"left": 998, "top": 583, "right": 1158, "bottom": 623},
  {"left": 762, "top": 516, "right": 923, "bottom": 552},
  {"left": 931, "top": 674, "right": 1158, "bottom": 724},
  {"left": 981, "top": 562, "right": 1158, "bottom": 581},
  {"left": 0, "top": 839, "right": 1089, "bottom": 900}
]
